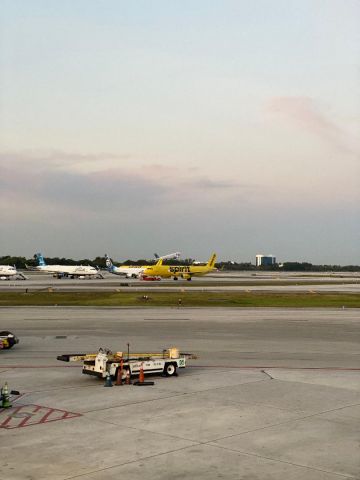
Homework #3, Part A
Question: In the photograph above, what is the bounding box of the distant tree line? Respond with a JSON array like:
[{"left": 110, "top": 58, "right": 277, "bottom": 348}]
[
  {"left": 218, "top": 261, "right": 360, "bottom": 272},
  {"left": 0, "top": 255, "right": 194, "bottom": 269},
  {"left": 0, "top": 256, "right": 359, "bottom": 272}
]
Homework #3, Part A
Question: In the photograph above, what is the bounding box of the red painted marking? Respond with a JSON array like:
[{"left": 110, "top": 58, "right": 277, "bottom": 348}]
[
  {"left": 18, "top": 414, "right": 34, "bottom": 428},
  {"left": 0, "top": 404, "right": 81, "bottom": 429},
  {"left": 60, "top": 412, "right": 73, "bottom": 420},
  {"left": 17, "top": 405, "right": 42, "bottom": 427},
  {"left": 39, "top": 408, "right": 55, "bottom": 424},
  {"left": 0, "top": 406, "right": 23, "bottom": 428}
]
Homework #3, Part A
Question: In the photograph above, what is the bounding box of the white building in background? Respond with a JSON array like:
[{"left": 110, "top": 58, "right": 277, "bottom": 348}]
[{"left": 255, "top": 254, "right": 276, "bottom": 267}]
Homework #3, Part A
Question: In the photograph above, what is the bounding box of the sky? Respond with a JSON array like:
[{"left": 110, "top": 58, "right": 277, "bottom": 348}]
[{"left": 0, "top": 0, "right": 359, "bottom": 263}]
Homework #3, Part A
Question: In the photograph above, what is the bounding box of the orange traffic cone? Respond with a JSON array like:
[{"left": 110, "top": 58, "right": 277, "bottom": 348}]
[
  {"left": 116, "top": 359, "right": 124, "bottom": 386},
  {"left": 139, "top": 363, "right": 145, "bottom": 384},
  {"left": 125, "top": 369, "right": 131, "bottom": 385}
]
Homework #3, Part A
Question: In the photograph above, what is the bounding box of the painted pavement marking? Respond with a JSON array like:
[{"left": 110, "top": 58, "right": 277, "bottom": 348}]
[{"left": 0, "top": 404, "right": 82, "bottom": 429}]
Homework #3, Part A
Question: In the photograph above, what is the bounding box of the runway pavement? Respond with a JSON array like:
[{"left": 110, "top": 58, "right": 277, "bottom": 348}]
[
  {"left": 0, "top": 307, "right": 359, "bottom": 479},
  {"left": 1, "top": 271, "right": 360, "bottom": 293}
]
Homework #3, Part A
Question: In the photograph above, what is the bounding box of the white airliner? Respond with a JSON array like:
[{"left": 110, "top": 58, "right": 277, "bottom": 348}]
[
  {"left": 29, "top": 253, "right": 103, "bottom": 279},
  {"left": 0, "top": 265, "right": 27, "bottom": 280},
  {"left": 105, "top": 255, "right": 146, "bottom": 278},
  {"left": 154, "top": 252, "right": 181, "bottom": 261},
  {"left": 105, "top": 252, "right": 181, "bottom": 279}
]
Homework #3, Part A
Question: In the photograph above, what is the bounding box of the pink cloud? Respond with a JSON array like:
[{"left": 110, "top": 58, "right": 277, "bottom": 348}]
[
  {"left": 0, "top": 151, "right": 248, "bottom": 222},
  {"left": 266, "top": 96, "right": 356, "bottom": 155}
]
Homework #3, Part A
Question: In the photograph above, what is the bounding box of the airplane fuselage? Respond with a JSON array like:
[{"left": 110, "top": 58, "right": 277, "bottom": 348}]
[
  {"left": 110, "top": 265, "right": 145, "bottom": 278},
  {"left": 0, "top": 265, "right": 17, "bottom": 279},
  {"left": 0, "top": 265, "right": 26, "bottom": 280},
  {"left": 143, "top": 254, "right": 217, "bottom": 280},
  {"left": 143, "top": 264, "right": 212, "bottom": 279},
  {"left": 34, "top": 265, "right": 98, "bottom": 277}
]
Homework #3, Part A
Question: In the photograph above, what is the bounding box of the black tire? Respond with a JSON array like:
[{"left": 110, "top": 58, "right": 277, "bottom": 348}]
[
  {"left": 164, "top": 363, "right": 177, "bottom": 377},
  {"left": 173, "top": 277, "right": 178, "bottom": 281},
  {"left": 0, "top": 331, "right": 17, "bottom": 349}
]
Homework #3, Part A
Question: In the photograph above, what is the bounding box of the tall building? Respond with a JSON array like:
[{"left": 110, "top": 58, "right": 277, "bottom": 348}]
[{"left": 255, "top": 254, "right": 276, "bottom": 267}]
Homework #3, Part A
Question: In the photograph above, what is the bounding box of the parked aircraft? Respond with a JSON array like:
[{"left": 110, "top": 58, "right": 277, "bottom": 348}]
[
  {"left": 154, "top": 252, "right": 181, "bottom": 261},
  {"left": 28, "top": 253, "right": 102, "bottom": 279},
  {"left": 105, "top": 252, "right": 180, "bottom": 279},
  {"left": 143, "top": 253, "right": 217, "bottom": 281},
  {"left": 0, "top": 265, "right": 26, "bottom": 280},
  {"left": 105, "top": 254, "right": 162, "bottom": 278}
]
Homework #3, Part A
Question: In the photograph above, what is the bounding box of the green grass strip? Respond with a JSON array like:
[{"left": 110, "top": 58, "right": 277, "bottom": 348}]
[{"left": 0, "top": 292, "right": 359, "bottom": 308}]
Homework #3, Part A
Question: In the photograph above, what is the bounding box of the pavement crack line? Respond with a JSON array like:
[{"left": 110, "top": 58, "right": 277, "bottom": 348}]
[
  {"left": 55, "top": 440, "right": 356, "bottom": 480},
  {"left": 83, "top": 415, "right": 200, "bottom": 444},
  {"left": 82, "top": 391, "right": 189, "bottom": 413},
  {"left": 62, "top": 444, "right": 200, "bottom": 480},
  {"left": 24, "top": 384, "right": 103, "bottom": 394},
  {"left": 200, "top": 401, "right": 360, "bottom": 443},
  {"left": 206, "top": 443, "right": 356, "bottom": 479},
  {"left": 81, "top": 378, "right": 269, "bottom": 414},
  {"left": 79, "top": 401, "right": 360, "bottom": 460}
]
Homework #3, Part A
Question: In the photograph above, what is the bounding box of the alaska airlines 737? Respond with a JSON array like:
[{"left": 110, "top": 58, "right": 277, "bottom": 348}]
[
  {"left": 105, "top": 252, "right": 181, "bottom": 279},
  {"left": 105, "top": 254, "right": 150, "bottom": 279}
]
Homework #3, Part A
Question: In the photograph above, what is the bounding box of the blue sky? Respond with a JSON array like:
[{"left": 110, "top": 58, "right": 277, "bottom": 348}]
[{"left": 1, "top": 1, "right": 359, "bottom": 263}]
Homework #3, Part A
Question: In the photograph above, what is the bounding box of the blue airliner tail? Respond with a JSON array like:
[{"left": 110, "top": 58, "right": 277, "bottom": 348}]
[
  {"left": 34, "top": 253, "right": 46, "bottom": 267},
  {"left": 105, "top": 254, "right": 115, "bottom": 272}
]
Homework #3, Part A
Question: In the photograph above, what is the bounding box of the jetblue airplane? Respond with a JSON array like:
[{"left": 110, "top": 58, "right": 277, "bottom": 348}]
[{"left": 28, "top": 253, "right": 102, "bottom": 279}]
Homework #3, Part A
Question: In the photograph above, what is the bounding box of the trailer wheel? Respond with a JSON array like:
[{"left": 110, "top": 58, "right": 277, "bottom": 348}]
[{"left": 164, "top": 363, "right": 177, "bottom": 377}]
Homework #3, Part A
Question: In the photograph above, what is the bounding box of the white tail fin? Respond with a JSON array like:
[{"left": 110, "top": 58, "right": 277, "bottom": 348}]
[{"left": 105, "top": 254, "right": 114, "bottom": 271}]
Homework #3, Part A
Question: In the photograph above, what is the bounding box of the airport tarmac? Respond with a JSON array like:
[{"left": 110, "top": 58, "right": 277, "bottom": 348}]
[
  {"left": 0, "top": 307, "right": 359, "bottom": 479},
  {"left": 1, "top": 271, "right": 360, "bottom": 293}
]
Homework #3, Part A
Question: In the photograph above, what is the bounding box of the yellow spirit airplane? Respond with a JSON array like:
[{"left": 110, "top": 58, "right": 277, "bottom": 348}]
[{"left": 143, "top": 253, "right": 217, "bottom": 281}]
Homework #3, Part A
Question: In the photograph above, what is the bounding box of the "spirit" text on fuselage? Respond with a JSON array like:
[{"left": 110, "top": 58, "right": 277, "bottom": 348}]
[{"left": 169, "top": 266, "right": 191, "bottom": 274}]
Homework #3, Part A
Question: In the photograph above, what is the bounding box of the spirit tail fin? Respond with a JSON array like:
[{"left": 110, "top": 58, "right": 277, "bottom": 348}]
[{"left": 207, "top": 253, "right": 217, "bottom": 269}]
